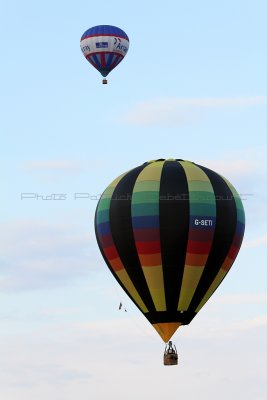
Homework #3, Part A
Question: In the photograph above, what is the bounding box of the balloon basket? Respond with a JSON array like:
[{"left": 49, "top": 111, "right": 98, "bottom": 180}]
[
  {"left": 164, "top": 353, "right": 178, "bottom": 366},
  {"left": 102, "top": 79, "right": 108, "bottom": 84},
  {"left": 163, "top": 341, "right": 178, "bottom": 366}
]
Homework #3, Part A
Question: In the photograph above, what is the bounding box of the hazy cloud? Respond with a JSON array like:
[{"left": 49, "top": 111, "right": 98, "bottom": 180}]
[
  {"left": 122, "top": 96, "right": 267, "bottom": 126},
  {"left": 0, "top": 219, "right": 97, "bottom": 291},
  {"left": 231, "top": 315, "right": 267, "bottom": 332},
  {"left": 216, "top": 293, "right": 267, "bottom": 305},
  {"left": 198, "top": 158, "right": 257, "bottom": 178},
  {"left": 23, "top": 160, "right": 83, "bottom": 183},
  {"left": 244, "top": 233, "right": 267, "bottom": 248},
  {"left": 24, "top": 160, "right": 82, "bottom": 173},
  {"left": 0, "top": 309, "right": 265, "bottom": 400}
]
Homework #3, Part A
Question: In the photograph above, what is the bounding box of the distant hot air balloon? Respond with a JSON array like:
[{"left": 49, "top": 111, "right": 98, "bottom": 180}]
[
  {"left": 95, "top": 159, "right": 245, "bottom": 365},
  {"left": 80, "top": 25, "right": 129, "bottom": 84}
]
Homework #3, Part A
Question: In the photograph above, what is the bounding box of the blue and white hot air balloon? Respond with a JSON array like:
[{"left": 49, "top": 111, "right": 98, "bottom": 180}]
[{"left": 80, "top": 25, "right": 129, "bottom": 84}]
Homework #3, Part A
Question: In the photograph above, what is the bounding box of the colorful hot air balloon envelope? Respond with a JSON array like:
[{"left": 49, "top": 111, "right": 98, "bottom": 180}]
[
  {"left": 95, "top": 159, "right": 245, "bottom": 343},
  {"left": 80, "top": 25, "right": 129, "bottom": 84}
]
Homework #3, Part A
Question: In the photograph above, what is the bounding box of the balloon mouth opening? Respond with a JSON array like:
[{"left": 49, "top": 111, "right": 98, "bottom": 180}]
[{"left": 100, "top": 70, "right": 110, "bottom": 77}]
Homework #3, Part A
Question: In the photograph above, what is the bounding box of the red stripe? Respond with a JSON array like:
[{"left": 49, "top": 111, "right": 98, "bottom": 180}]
[
  {"left": 188, "top": 228, "right": 214, "bottom": 242},
  {"left": 232, "top": 233, "right": 243, "bottom": 247},
  {"left": 99, "top": 234, "right": 113, "bottom": 248},
  {"left": 227, "top": 245, "right": 239, "bottom": 260},
  {"left": 133, "top": 228, "right": 160, "bottom": 242},
  {"left": 101, "top": 53, "right": 106, "bottom": 68},
  {"left": 136, "top": 241, "right": 161, "bottom": 254},
  {"left": 104, "top": 246, "right": 119, "bottom": 260},
  {"left": 81, "top": 34, "right": 129, "bottom": 41},
  {"left": 110, "top": 55, "right": 122, "bottom": 70},
  {"left": 86, "top": 51, "right": 124, "bottom": 57},
  {"left": 186, "top": 240, "right": 212, "bottom": 254},
  {"left": 86, "top": 55, "right": 98, "bottom": 69}
]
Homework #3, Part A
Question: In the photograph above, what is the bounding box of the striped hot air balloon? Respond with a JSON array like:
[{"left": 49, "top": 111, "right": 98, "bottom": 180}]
[
  {"left": 95, "top": 159, "right": 245, "bottom": 343},
  {"left": 80, "top": 25, "right": 129, "bottom": 84}
]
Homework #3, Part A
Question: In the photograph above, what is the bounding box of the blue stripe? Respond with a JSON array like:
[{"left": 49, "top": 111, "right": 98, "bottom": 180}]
[
  {"left": 81, "top": 25, "right": 129, "bottom": 41},
  {"left": 92, "top": 54, "right": 101, "bottom": 68},
  {"left": 106, "top": 53, "right": 114, "bottom": 68},
  {"left": 235, "top": 220, "right": 245, "bottom": 235},
  {"left": 132, "top": 216, "right": 159, "bottom": 229},
  {"left": 89, "top": 54, "right": 109, "bottom": 76},
  {"left": 112, "top": 55, "right": 123, "bottom": 68},
  {"left": 96, "top": 222, "right": 111, "bottom": 236}
]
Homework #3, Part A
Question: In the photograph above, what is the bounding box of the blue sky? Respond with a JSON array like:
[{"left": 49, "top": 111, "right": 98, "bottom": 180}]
[{"left": 1, "top": 0, "right": 267, "bottom": 399}]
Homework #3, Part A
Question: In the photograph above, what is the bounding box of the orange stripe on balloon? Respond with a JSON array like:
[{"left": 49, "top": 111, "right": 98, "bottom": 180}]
[
  {"left": 185, "top": 253, "right": 209, "bottom": 267},
  {"left": 109, "top": 257, "right": 124, "bottom": 272},
  {"left": 221, "top": 256, "right": 234, "bottom": 272},
  {"left": 138, "top": 253, "right": 162, "bottom": 267}
]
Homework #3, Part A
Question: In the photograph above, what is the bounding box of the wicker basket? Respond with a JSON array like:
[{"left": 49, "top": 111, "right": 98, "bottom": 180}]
[{"left": 164, "top": 353, "right": 178, "bottom": 366}]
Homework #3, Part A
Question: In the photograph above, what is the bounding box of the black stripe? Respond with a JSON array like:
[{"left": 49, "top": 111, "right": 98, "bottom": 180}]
[
  {"left": 188, "top": 165, "right": 237, "bottom": 312},
  {"left": 145, "top": 310, "right": 196, "bottom": 325},
  {"left": 109, "top": 164, "right": 156, "bottom": 312},
  {"left": 159, "top": 161, "right": 189, "bottom": 313}
]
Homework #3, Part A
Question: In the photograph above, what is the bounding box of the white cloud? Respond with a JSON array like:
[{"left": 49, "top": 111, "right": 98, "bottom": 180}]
[
  {"left": 231, "top": 315, "right": 267, "bottom": 332},
  {"left": 24, "top": 160, "right": 82, "bottom": 173},
  {"left": 40, "top": 307, "right": 82, "bottom": 318},
  {"left": 216, "top": 293, "right": 267, "bottom": 305},
  {"left": 0, "top": 219, "right": 97, "bottom": 291},
  {"left": 122, "top": 96, "right": 267, "bottom": 126},
  {"left": 198, "top": 158, "right": 257, "bottom": 178},
  {"left": 244, "top": 234, "right": 267, "bottom": 248},
  {"left": 23, "top": 160, "right": 83, "bottom": 183},
  {"left": 0, "top": 309, "right": 266, "bottom": 400},
  {"left": 0, "top": 219, "right": 91, "bottom": 257},
  {"left": 76, "top": 316, "right": 155, "bottom": 342}
]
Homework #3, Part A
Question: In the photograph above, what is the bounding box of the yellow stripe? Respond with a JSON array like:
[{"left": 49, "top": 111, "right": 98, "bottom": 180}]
[
  {"left": 178, "top": 266, "right": 204, "bottom": 310},
  {"left": 116, "top": 269, "right": 148, "bottom": 313},
  {"left": 179, "top": 160, "right": 211, "bottom": 182},
  {"left": 109, "top": 172, "right": 128, "bottom": 189},
  {"left": 133, "top": 180, "right": 160, "bottom": 192},
  {"left": 142, "top": 266, "right": 166, "bottom": 311},
  {"left": 101, "top": 172, "right": 128, "bottom": 200},
  {"left": 136, "top": 161, "right": 164, "bottom": 181}
]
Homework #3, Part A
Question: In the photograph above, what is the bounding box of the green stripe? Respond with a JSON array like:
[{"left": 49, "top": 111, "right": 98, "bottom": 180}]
[
  {"left": 131, "top": 191, "right": 159, "bottom": 204},
  {"left": 96, "top": 209, "right": 110, "bottom": 224},
  {"left": 188, "top": 181, "right": 215, "bottom": 192},
  {"left": 131, "top": 203, "right": 159, "bottom": 216},
  {"left": 190, "top": 203, "right": 216, "bottom": 216},
  {"left": 97, "top": 198, "right": 111, "bottom": 212},
  {"left": 190, "top": 190, "right": 216, "bottom": 205},
  {"left": 133, "top": 181, "right": 160, "bottom": 192},
  {"left": 96, "top": 173, "right": 127, "bottom": 224},
  {"left": 181, "top": 163, "right": 216, "bottom": 220},
  {"left": 221, "top": 176, "right": 245, "bottom": 224},
  {"left": 101, "top": 187, "right": 114, "bottom": 197}
]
